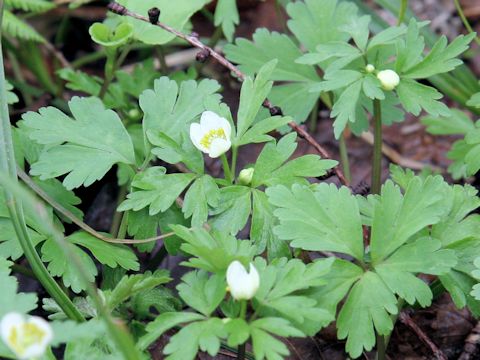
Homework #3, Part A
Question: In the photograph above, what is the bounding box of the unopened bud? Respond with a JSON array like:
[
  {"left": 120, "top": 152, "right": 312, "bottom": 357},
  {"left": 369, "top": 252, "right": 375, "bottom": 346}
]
[
  {"left": 238, "top": 168, "right": 254, "bottom": 185},
  {"left": 148, "top": 7, "right": 160, "bottom": 24},
  {"left": 365, "top": 64, "right": 375, "bottom": 73},
  {"left": 376, "top": 69, "right": 400, "bottom": 91}
]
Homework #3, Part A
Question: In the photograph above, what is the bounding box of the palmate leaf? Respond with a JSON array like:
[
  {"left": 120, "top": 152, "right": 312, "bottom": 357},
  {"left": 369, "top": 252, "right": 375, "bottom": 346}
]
[
  {"left": 23, "top": 97, "right": 136, "bottom": 189},
  {"left": 224, "top": 29, "right": 321, "bottom": 123},
  {"left": 139, "top": 76, "right": 221, "bottom": 154},
  {"left": 213, "top": 0, "right": 239, "bottom": 42},
  {"left": 269, "top": 176, "right": 458, "bottom": 358},
  {"left": 118, "top": 166, "right": 196, "bottom": 215},
  {"left": 0, "top": 258, "right": 38, "bottom": 318},
  {"left": 117, "top": 0, "right": 209, "bottom": 45}
]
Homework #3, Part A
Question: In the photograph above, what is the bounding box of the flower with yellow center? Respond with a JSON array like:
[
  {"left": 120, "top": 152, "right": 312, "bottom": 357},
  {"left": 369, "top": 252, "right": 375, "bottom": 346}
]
[
  {"left": 190, "top": 111, "right": 232, "bottom": 158},
  {"left": 1, "top": 312, "right": 53, "bottom": 360}
]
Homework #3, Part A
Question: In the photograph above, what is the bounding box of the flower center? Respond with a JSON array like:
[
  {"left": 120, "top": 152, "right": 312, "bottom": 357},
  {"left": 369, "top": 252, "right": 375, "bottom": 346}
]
[
  {"left": 200, "top": 128, "right": 227, "bottom": 149},
  {"left": 8, "top": 323, "right": 47, "bottom": 356}
]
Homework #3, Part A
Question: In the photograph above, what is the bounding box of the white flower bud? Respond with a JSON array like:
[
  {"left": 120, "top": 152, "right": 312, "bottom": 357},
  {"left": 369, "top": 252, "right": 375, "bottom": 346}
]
[
  {"left": 376, "top": 69, "right": 400, "bottom": 91},
  {"left": 190, "top": 111, "right": 232, "bottom": 158},
  {"left": 238, "top": 168, "right": 254, "bottom": 185},
  {"left": 1, "top": 312, "right": 53, "bottom": 360},
  {"left": 365, "top": 64, "right": 375, "bottom": 73},
  {"left": 226, "top": 261, "right": 260, "bottom": 300}
]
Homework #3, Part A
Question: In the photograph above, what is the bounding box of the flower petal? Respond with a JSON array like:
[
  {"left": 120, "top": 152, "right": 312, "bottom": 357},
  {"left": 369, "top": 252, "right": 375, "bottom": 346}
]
[
  {"left": 190, "top": 123, "right": 208, "bottom": 153},
  {"left": 208, "top": 138, "right": 231, "bottom": 158},
  {"left": 200, "top": 111, "right": 224, "bottom": 132}
]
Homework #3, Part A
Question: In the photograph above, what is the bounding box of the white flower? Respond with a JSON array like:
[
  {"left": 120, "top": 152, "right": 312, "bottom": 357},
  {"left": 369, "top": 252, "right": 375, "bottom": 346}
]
[
  {"left": 376, "top": 69, "right": 400, "bottom": 91},
  {"left": 238, "top": 168, "right": 254, "bottom": 185},
  {"left": 190, "top": 111, "right": 232, "bottom": 158},
  {"left": 1, "top": 312, "right": 53, "bottom": 360},
  {"left": 226, "top": 261, "right": 260, "bottom": 300},
  {"left": 365, "top": 64, "right": 375, "bottom": 73}
]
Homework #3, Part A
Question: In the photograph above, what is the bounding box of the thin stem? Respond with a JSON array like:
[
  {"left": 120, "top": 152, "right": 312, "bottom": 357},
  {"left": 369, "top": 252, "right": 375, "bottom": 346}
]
[
  {"left": 237, "top": 300, "right": 248, "bottom": 360},
  {"left": 99, "top": 50, "right": 117, "bottom": 99},
  {"left": 110, "top": 185, "right": 128, "bottom": 237},
  {"left": 375, "top": 334, "right": 386, "bottom": 360},
  {"left": 339, "top": 132, "right": 352, "bottom": 184},
  {"left": 371, "top": 99, "right": 383, "bottom": 195},
  {"left": 116, "top": 211, "right": 129, "bottom": 239},
  {"left": 309, "top": 100, "right": 319, "bottom": 133},
  {"left": 231, "top": 146, "right": 238, "bottom": 181},
  {"left": 453, "top": 0, "right": 480, "bottom": 46},
  {"left": 397, "top": 0, "right": 408, "bottom": 25},
  {"left": 7, "top": 49, "right": 32, "bottom": 105},
  {"left": 221, "top": 153, "right": 233, "bottom": 183},
  {"left": 155, "top": 46, "right": 168, "bottom": 74},
  {"left": 0, "top": 3, "right": 84, "bottom": 322}
]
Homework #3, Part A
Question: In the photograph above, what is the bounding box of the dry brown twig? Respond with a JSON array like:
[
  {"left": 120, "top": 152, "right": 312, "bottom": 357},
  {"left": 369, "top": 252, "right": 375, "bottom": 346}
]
[
  {"left": 106, "top": 2, "right": 349, "bottom": 186},
  {"left": 458, "top": 321, "right": 480, "bottom": 360},
  {"left": 398, "top": 311, "right": 447, "bottom": 360}
]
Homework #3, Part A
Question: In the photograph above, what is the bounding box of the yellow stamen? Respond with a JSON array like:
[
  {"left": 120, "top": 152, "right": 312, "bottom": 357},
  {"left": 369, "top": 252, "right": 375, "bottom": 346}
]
[
  {"left": 8, "top": 323, "right": 47, "bottom": 356},
  {"left": 200, "top": 128, "right": 226, "bottom": 149}
]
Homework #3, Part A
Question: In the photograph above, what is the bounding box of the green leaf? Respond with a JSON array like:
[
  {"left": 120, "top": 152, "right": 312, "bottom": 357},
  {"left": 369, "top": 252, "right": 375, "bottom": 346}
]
[
  {"left": 330, "top": 79, "right": 363, "bottom": 138},
  {"left": 89, "top": 22, "right": 133, "bottom": 47},
  {"left": 235, "top": 60, "right": 276, "bottom": 144},
  {"left": 140, "top": 77, "right": 221, "bottom": 151},
  {"left": 41, "top": 238, "right": 98, "bottom": 293},
  {"left": 164, "top": 318, "right": 226, "bottom": 360},
  {"left": 238, "top": 115, "right": 292, "bottom": 146},
  {"left": 2, "top": 10, "right": 45, "bottom": 42},
  {"left": 0, "top": 217, "right": 45, "bottom": 260},
  {"left": 252, "top": 133, "right": 337, "bottom": 187},
  {"left": 118, "top": 167, "right": 196, "bottom": 215},
  {"left": 177, "top": 271, "right": 226, "bottom": 316},
  {"left": 0, "top": 258, "right": 38, "bottom": 318},
  {"left": 370, "top": 177, "right": 448, "bottom": 263},
  {"left": 213, "top": 0, "right": 239, "bottom": 42},
  {"left": 268, "top": 183, "right": 364, "bottom": 260},
  {"left": 173, "top": 225, "right": 257, "bottom": 273},
  {"left": 251, "top": 190, "right": 290, "bottom": 260},
  {"left": 182, "top": 175, "right": 219, "bottom": 226},
  {"left": 396, "top": 78, "right": 451, "bottom": 117},
  {"left": 106, "top": 270, "right": 171, "bottom": 310},
  {"left": 224, "top": 28, "right": 320, "bottom": 123},
  {"left": 375, "top": 237, "right": 456, "bottom": 306},
  {"left": 337, "top": 271, "right": 398, "bottom": 358},
  {"left": 68, "top": 231, "right": 139, "bottom": 271},
  {"left": 250, "top": 317, "right": 303, "bottom": 360},
  {"left": 403, "top": 33, "right": 475, "bottom": 79},
  {"left": 210, "top": 185, "right": 252, "bottom": 235},
  {"left": 141, "top": 312, "right": 205, "bottom": 351},
  {"left": 117, "top": 0, "right": 209, "bottom": 45},
  {"left": 23, "top": 97, "right": 136, "bottom": 189},
  {"left": 5, "top": 80, "right": 18, "bottom": 104},
  {"left": 467, "top": 92, "right": 480, "bottom": 108},
  {"left": 422, "top": 109, "right": 475, "bottom": 135},
  {"left": 340, "top": 15, "right": 371, "bottom": 51},
  {"left": 286, "top": 0, "right": 358, "bottom": 51}
]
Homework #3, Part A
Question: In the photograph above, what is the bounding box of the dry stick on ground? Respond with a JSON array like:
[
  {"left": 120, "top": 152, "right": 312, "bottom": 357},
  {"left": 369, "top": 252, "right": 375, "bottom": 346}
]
[
  {"left": 398, "top": 312, "right": 447, "bottom": 360},
  {"left": 16, "top": 166, "right": 178, "bottom": 245},
  {"left": 107, "top": 2, "right": 348, "bottom": 187},
  {"left": 458, "top": 321, "right": 480, "bottom": 360}
]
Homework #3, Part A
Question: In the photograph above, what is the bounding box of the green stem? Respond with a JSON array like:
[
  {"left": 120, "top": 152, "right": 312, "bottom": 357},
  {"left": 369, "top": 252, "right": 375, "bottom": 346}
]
[
  {"left": 7, "top": 49, "right": 32, "bottom": 105},
  {"left": 11, "top": 263, "right": 35, "bottom": 278},
  {"left": 237, "top": 300, "right": 248, "bottom": 360},
  {"left": 309, "top": 100, "right": 319, "bottom": 133},
  {"left": 116, "top": 211, "right": 129, "bottom": 240},
  {"left": 99, "top": 50, "right": 117, "bottom": 99},
  {"left": 375, "top": 334, "right": 386, "bottom": 360},
  {"left": 221, "top": 154, "right": 233, "bottom": 183},
  {"left": 397, "top": 0, "right": 408, "bottom": 25},
  {"left": 0, "top": 3, "right": 84, "bottom": 322},
  {"left": 371, "top": 99, "right": 383, "bottom": 195},
  {"left": 339, "top": 132, "right": 351, "bottom": 183},
  {"left": 155, "top": 46, "right": 168, "bottom": 74},
  {"left": 453, "top": 0, "right": 480, "bottom": 46},
  {"left": 231, "top": 146, "right": 238, "bottom": 181},
  {"left": 110, "top": 186, "right": 128, "bottom": 237}
]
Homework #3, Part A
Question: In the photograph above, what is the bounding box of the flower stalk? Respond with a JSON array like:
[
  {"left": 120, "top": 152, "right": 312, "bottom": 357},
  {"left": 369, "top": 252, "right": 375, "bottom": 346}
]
[{"left": 371, "top": 99, "right": 383, "bottom": 195}]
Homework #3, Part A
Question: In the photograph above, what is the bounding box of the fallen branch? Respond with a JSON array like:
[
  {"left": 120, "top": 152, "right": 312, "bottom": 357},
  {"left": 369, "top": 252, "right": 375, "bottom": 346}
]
[
  {"left": 398, "top": 311, "right": 447, "bottom": 360},
  {"left": 106, "top": 2, "right": 348, "bottom": 186}
]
